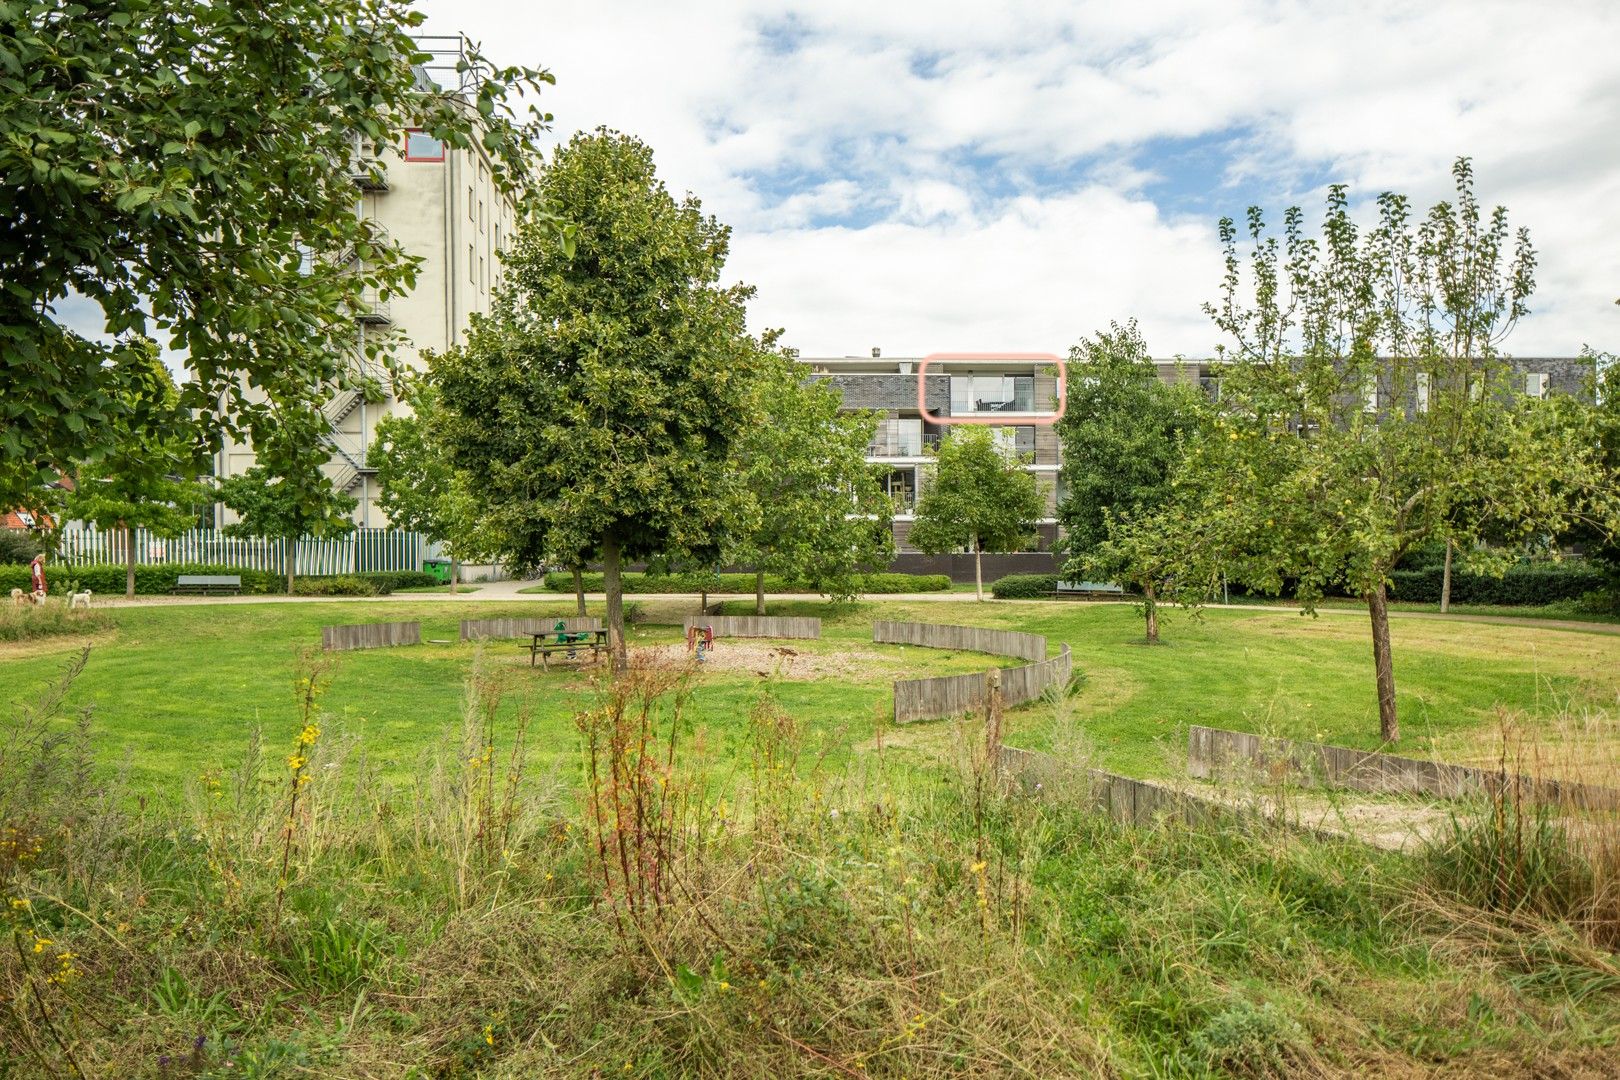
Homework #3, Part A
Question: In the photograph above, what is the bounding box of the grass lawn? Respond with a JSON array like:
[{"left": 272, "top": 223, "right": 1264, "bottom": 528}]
[{"left": 2, "top": 596, "right": 1616, "bottom": 795}]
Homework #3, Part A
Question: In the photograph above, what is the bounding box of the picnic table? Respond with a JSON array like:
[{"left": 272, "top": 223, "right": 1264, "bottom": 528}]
[{"left": 525, "top": 626, "right": 610, "bottom": 669}]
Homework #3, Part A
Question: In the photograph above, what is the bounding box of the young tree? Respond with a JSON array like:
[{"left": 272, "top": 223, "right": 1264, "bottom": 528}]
[
  {"left": 218, "top": 412, "right": 359, "bottom": 594},
  {"left": 909, "top": 426, "right": 1047, "bottom": 602},
  {"left": 431, "top": 130, "right": 769, "bottom": 666},
  {"left": 1057, "top": 320, "right": 1210, "bottom": 639},
  {"left": 64, "top": 342, "right": 211, "bottom": 597},
  {"left": 733, "top": 352, "right": 895, "bottom": 612},
  {"left": 371, "top": 385, "right": 497, "bottom": 594},
  {"left": 1191, "top": 159, "right": 1618, "bottom": 742},
  {"left": 0, "top": 1, "right": 554, "bottom": 510}
]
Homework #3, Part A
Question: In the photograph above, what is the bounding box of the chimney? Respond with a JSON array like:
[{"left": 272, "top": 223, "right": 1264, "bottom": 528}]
[{"left": 871, "top": 347, "right": 881, "bottom": 358}]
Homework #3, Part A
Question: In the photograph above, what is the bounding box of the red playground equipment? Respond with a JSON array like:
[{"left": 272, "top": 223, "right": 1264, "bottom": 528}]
[{"left": 686, "top": 624, "right": 714, "bottom": 662}]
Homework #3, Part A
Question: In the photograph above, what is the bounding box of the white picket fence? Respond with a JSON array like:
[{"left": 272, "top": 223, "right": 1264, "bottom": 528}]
[{"left": 55, "top": 527, "right": 424, "bottom": 576}]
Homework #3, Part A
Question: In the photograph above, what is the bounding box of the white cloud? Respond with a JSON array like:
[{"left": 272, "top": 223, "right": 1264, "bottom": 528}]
[{"left": 420, "top": 0, "right": 1620, "bottom": 356}]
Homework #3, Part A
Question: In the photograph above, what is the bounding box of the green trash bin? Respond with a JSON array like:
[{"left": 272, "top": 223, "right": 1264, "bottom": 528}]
[{"left": 423, "top": 558, "right": 453, "bottom": 585}]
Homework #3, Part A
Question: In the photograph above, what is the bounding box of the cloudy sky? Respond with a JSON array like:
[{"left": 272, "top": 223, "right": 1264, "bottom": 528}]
[{"left": 418, "top": 0, "right": 1620, "bottom": 359}]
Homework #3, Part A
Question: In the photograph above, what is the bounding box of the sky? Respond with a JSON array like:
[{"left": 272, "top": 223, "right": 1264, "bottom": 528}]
[{"left": 417, "top": 0, "right": 1620, "bottom": 359}]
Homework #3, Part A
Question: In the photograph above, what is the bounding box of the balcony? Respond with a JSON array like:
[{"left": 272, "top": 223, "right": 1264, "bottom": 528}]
[
  {"left": 348, "top": 135, "right": 389, "bottom": 191},
  {"left": 866, "top": 430, "right": 940, "bottom": 458},
  {"left": 356, "top": 288, "right": 392, "bottom": 326}
]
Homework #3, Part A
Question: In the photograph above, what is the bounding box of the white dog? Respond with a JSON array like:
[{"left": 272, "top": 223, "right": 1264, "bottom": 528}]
[
  {"left": 8, "top": 588, "right": 24, "bottom": 608},
  {"left": 68, "top": 589, "right": 93, "bottom": 609}
]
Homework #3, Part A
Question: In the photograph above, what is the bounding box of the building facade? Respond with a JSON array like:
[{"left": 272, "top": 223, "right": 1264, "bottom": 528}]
[{"left": 215, "top": 39, "right": 517, "bottom": 528}]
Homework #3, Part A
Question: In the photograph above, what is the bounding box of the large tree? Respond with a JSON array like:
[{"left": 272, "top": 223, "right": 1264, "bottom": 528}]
[
  {"left": 733, "top": 352, "right": 895, "bottom": 612},
  {"left": 0, "top": 0, "right": 552, "bottom": 510},
  {"left": 1188, "top": 159, "right": 1618, "bottom": 742},
  {"left": 1057, "top": 320, "right": 1210, "bottom": 641},
  {"left": 909, "top": 426, "right": 1048, "bottom": 602},
  {"left": 217, "top": 412, "right": 359, "bottom": 594},
  {"left": 63, "top": 341, "right": 211, "bottom": 597},
  {"left": 431, "top": 130, "right": 769, "bottom": 665}
]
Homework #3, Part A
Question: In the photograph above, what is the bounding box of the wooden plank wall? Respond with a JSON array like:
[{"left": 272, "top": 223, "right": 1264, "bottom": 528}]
[
  {"left": 680, "top": 615, "right": 821, "bottom": 640},
  {"left": 1187, "top": 725, "right": 1620, "bottom": 810},
  {"left": 460, "top": 617, "right": 602, "bottom": 641},
  {"left": 321, "top": 621, "right": 421, "bottom": 652},
  {"left": 872, "top": 620, "right": 1046, "bottom": 662}
]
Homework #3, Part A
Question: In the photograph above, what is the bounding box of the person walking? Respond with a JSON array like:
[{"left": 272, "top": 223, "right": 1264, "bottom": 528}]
[{"left": 29, "top": 552, "right": 46, "bottom": 604}]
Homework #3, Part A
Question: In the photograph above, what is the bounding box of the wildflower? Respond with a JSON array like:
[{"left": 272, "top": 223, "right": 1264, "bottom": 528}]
[
  {"left": 286, "top": 754, "right": 306, "bottom": 771},
  {"left": 32, "top": 937, "right": 51, "bottom": 953},
  {"left": 484, "top": 1024, "right": 495, "bottom": 1047},
  {"left": 718, "top": 981, "right": 731, "bottom": 991},
  {"left": 9, "top": 898, "right": 28, "bottom": 910}
]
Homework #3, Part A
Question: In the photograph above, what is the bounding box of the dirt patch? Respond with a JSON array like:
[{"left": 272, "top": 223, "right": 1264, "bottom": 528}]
[{"left": 635, "top": 641, "right": 898, "bottom": 681}]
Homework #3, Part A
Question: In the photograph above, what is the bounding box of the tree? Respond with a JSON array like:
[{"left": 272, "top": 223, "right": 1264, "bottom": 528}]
[
  {"left": 0, "top": 0, "right": 553, "bottom": 510},
  {"left": 1081, "top": 502, "right": 1223, "bottom": 644},
  {"left": 431, "top": 130, "right": 769, "bottom": 666},
  {"left": 1057, "top": 320, "right": 1210, "bottom": 640},
  {"left": 909, "top": 426, "right": 1047, "bottom": 602},
  {"left": 732, "top": 352, "right": 894, "bottom": 612},
  {"left": 63, "top": 342, "right": 211, "bottom": 597},
  {"left": 1188, "top": 158, "right": 1618, "bottom": 742},
  {"left": 371, "top": 385, "right": 497, "bottom": 594},
  {"left": 217, "top": 412, "right": 359, "bottom": 594}
]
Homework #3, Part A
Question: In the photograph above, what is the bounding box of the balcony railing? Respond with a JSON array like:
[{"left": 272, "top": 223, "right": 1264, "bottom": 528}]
[{"left": 866, "top": 431, "right": 941, "bottom": 457}]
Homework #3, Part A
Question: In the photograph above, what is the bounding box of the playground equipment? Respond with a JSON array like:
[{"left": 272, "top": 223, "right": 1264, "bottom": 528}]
[
  {"left": 686, "top": 623, "right": 715, "bottom": 662},
  {"left": 554, "top": 619, "right": 593, "bottom": 659}
]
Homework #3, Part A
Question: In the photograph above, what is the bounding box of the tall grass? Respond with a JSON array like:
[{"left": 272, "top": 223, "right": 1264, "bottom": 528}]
[
  {"left": 2, "top": 651, "right": 1619, "bottom": 1075},
  {"left": 0, "top": 602, "right": 112, "bottom": 643}
]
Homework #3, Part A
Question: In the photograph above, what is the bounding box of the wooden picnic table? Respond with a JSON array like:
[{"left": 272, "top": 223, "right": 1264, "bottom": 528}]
[{"left": 525, "top": 627, "right": 610, "bottom": 669}]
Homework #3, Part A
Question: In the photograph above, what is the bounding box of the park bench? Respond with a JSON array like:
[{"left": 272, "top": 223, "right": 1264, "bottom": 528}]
[
  {"left": 170, "top": 574, "right": 243, "bottom": 596},
  {"left": 525, "top": 625, "right": 610, "bottom": 669},
  {"left": 1054, "top": 580, "right": 1125, "bottom": 598}
]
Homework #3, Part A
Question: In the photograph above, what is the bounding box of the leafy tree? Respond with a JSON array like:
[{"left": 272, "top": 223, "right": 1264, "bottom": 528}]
[
  {"left": 217, "top": 412, "right": 358, "bottom": 594},
  {"left": 63, "top": 341, "right": 211, "bottom": 597},
  {"left": 1081, "top": 502, "right": 1223, "bottom": 644},
  {"left": 0, "top": 0, "right": 553, "bottom": 509},
  {"left": 371, "top": 385, "right": 497, "bottom": 594},
  {"left": 431, "top": 130, "right": 769, "bottom": 665},
  {"left": 1187, "top": 158, "right": 1619, "bottom": 742},
  {"left": 1057, "top": 320, "right": 1210, "bottom": 640},
  {"left": 733, "top": 352, "right": 894, "bottom": 612},
  {"left": 909, "top": 426, "right": 1047, "bottom": 602}
]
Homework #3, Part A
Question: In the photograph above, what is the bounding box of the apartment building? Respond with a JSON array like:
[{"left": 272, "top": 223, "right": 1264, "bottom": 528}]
[
  {"left": 215, "top": 37, "right": 518, "bottom": 528},
  {"left": 800, "top": 350, "right": 1597, "bottom": 577},
  {"left": 799, "top": 351, "right": 1064, "bottom": 573}
]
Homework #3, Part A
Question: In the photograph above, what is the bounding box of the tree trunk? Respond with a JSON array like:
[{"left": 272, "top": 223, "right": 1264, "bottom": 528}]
[
  {"left": 449, "top": 556, "right": 459, "bottom": 595},
  {"left": 972, "top": 532, "right": 983, "bottom": 602},
  {"left": 1440, "top": 539, "right": 1453, "bottom": 614},
  {"left": 572, "top": 565, "right": 586, "bottom": 617},
  {"left": 285, "top": 535, "right": 295, "bottom": 595},
  {"left": 603, "top": 536, "right": 627, "bottom": 672},
  {"left": 123, "top": 520, "right": 136, "bottom": 599},
  {"left": 1143, "top": 580, "right": 1159, "bottom": 644},
  {"left": 755, "top": 569, "right": 765, "bottom": 616},
  {"left": 1367, "top": 583, "right": 1399, "bottom": 743}
]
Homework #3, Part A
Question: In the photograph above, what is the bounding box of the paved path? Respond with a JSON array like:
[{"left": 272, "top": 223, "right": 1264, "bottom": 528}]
[{"left": 91, "top": 585, "right": 1620, "bottom": 637}]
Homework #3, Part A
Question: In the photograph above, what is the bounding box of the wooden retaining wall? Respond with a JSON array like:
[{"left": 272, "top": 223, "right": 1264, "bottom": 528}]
[
  {"left": 321, "top": 621, "right": 420, "bottom": 652},
  {"left": 998, "top": 747, "right": 1225, "bottom": 828},
  {"left": 1187, "top": 725, "right": 1620, "bottom": 810},
  {"left": 872, "top": 620, "right": 1046, "bottom": 662},
  {"left": 680, "top": 615, "right": 821, "bottom": 640},
  {"left": 460, "top": 616, "right": 602, "bottom": 641}
]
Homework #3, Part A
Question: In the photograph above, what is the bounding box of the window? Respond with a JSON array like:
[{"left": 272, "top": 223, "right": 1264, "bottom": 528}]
[
  {"left": 1361, "top": 376, "right": 1380, "bottom": 413},
  {"left": 949, "top": 374, "right": 1035, "bottom": 413},
  {"left": 991, "top": 426, "right": 1035, "bottom": 456},
  {"left": 1415, "top": 372, "right": 1430, "bottom": 413},
  {"left": 468, "top": 245, "right": 475, "bottom": 283},
  {"left": 479, "top": 256, "right": 486, "bottom": 294},
  {"left": 403, "top": 130, "right": 444, "bottom": 161},
  {"left": 869, "top": 417, "right": 923, "bottom": 457},
  {"left": 468, "top": 187, "right": 474, "bottom": 220},
  {"left": 479, "top": 199, "right": 486, "bottom": 233},
  {"left": 1525, "top": 372, "right": 1548, "bottom": 399}
]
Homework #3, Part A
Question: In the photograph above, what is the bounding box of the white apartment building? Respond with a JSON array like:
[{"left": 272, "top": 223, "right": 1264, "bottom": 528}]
[{"left": 215, "top": 37, "right": 518, "bottom": 528}]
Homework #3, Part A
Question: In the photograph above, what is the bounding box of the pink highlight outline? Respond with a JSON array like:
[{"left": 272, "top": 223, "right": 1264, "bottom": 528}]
[{"left": 917, "top": 353, "right": 1066, "bottom": 426}]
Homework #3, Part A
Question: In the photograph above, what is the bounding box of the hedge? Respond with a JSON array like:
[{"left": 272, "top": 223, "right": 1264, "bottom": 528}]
[
  {"left": 539, "top": 570, "right": 951, "bottom": 595},
  {"left": 1388, "top": 560, "right": 1608, "bottom": 606},
  {"left": 990, "top": 573, "right": 1059, "bottom": 599},
  {"left": 0, "top": 564, "right": 439, "bottom": 597}
]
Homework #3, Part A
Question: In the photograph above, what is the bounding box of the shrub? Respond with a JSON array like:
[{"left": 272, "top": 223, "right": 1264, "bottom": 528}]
[
  {"left": 290, "top": 576, "right": 384, "bottom": 597},
  {"left": 0, "top": 562, "right": 285, "bottom": 596},
  {"left": 991, "top": 573, "right": 1058, "bottom": 599},
  {"left": 538, "top": 570, "right": 950, "bottom": 595},
  {"left": 0, "top": 529, "right": 43, "bottom": 564},
  {"left": 1388, "top": 560, "right": 1607, "bottom": 606},
  {"left": 360, "top": 571, "right": 439, "bottom": 592}
]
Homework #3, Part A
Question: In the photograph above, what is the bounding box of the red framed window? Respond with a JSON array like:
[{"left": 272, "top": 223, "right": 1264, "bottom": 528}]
[{"left": 403, "top": 129, "right": 445, "bottom": 162}]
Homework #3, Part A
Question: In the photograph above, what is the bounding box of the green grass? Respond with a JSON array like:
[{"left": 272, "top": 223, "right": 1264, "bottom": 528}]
[{"left": 3, "top": 596, "right": 1617, "bottom": 795}]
